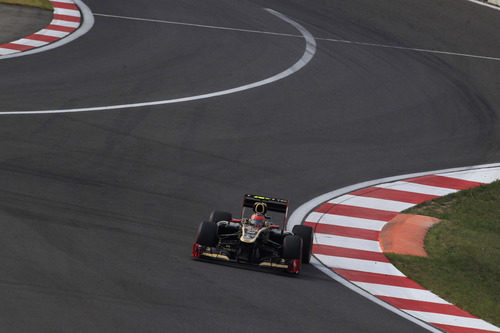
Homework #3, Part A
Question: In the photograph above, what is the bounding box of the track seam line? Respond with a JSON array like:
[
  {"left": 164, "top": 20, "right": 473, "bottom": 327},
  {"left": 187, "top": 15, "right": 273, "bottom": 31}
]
[{"left": 94, "top": 12, "right": 500, "bottom": 62}]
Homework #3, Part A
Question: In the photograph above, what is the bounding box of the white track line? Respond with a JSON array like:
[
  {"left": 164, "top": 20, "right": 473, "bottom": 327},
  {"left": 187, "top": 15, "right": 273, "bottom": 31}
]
[
  {"left": 1, "top": 8, "right": 316, "bottom": 115},
  {"left": 3, "top": 7, "right": 498, "bottom": 114},
  {"left": 3, "top": 6, "right": 498, "bottom": 114}
]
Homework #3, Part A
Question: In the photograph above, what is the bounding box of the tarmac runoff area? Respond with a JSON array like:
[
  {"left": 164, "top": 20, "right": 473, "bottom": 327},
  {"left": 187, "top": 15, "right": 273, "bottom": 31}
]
[{"left": 289, "top": 164, "right": 500, "bottom": 333}]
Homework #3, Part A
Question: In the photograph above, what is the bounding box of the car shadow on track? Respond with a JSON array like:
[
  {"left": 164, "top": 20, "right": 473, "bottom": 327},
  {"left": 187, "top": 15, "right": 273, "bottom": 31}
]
[{"left": 190, "top": 255, "right": 332, "bottom": 281}]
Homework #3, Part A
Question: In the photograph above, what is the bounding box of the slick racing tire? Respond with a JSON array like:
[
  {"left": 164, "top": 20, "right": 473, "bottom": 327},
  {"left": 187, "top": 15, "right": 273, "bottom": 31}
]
[
  {"left": 208, "top": 211, "right": 232, "bottom": 223},
  {"left": 196, "top": 221, "right": 218, "bottom": 247},
  {"left": 292, "top": 225, "right": 314, "bottom": 264},
  {"left": 282, "top": 235, "right": 302, "bottom": 261}
]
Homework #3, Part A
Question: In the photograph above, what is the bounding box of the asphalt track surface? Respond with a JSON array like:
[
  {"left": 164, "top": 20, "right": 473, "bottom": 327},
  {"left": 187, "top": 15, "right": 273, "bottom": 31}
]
[{"left": 0, "top": 0, "right": 499, "bottom": 332}]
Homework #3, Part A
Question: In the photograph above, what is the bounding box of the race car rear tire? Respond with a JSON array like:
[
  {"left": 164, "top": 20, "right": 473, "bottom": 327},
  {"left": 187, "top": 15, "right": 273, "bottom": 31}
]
[
  {"left": 208, "top": 211, "right": 232, "bottom": 223},
  {"left": 196, "top": 221, "right": 218, "bottom": 247},
  {"left": 282, "top": 235, "right": 302, "bottom": 261},
  {"left": 292, "top": 225, "right": 314, "bottom": 264}
]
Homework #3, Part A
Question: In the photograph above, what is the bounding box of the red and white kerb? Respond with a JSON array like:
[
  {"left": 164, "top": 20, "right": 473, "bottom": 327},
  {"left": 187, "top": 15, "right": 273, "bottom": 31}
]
[{"left": 0, "top": 0, "right": 81, "bottom": 56}]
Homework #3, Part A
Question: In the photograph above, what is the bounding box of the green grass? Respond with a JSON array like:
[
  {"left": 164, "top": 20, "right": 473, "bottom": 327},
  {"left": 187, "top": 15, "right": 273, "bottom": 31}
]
[
  {"left": 0, "top": 0, "right": 53, "bottom": 10},
  {"left": 386, "top": 180, "right": 500, "bottom": 326}
]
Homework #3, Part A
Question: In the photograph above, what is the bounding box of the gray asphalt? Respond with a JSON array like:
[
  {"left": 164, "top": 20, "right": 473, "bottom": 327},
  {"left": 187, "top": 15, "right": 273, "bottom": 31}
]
[{"left": 0, "top": 0, "right": 499, "bottom": 332}]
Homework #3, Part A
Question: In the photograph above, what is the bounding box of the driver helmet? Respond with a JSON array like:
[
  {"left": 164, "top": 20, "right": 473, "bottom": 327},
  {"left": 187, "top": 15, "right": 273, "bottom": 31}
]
[{"left": 250, "top": 213, "right": 266, "bottom": 228}]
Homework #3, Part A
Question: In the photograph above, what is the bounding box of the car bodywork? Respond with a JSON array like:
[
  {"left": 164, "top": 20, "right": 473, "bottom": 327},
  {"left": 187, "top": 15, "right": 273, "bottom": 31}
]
[{"left": 192, "top": 194, "right": 313, "bottom": 274}]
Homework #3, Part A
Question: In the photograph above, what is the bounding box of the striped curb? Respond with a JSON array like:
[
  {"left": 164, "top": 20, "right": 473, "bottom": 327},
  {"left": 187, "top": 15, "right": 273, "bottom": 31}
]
[
  {"left": 297, "top": 165, "right": 500, "bottom": 333},
  {"left": 465, "top": 0, "right": 500, "bottom": 10},
  {"left": 0, "top": 0, "right": 81, "bottom": 56}
]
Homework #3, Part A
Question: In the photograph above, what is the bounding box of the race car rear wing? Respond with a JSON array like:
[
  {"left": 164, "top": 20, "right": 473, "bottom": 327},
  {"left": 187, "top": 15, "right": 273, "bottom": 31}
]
[{"left": 242, "top": 194, "right": 290, "bottom": 228}]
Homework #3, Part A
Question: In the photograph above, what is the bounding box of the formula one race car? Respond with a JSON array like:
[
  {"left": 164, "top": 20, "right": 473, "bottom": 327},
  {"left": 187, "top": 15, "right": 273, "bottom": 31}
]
[{"left": 192, "top": 194, "right": 313, "bottom": 274}]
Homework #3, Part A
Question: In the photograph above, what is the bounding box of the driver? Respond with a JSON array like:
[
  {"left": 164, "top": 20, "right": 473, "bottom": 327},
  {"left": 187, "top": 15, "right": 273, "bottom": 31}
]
[{"left": 250, "top": 213, "right": 267, "bottom": 228}]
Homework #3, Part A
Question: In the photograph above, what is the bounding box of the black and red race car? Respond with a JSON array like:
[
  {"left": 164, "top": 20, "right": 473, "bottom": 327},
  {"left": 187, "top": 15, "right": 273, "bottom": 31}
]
[{"left": 192, "top": 194, "right": 313, "bottom": 274}]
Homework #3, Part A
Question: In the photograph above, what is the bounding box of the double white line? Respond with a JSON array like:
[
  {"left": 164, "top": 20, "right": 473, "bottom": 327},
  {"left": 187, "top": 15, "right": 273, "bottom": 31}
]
[{"left": 1, "top": 8, "right": 316, "bottom": 115}]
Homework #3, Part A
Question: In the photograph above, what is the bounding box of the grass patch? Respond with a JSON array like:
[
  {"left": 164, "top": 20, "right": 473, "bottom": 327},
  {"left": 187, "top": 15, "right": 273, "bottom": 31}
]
[
  {"left": 386, "top": 180, "right": 500, "bottom": 326},
  {"left": 0, "top": 0, "right": 53, "bottom": 10}
]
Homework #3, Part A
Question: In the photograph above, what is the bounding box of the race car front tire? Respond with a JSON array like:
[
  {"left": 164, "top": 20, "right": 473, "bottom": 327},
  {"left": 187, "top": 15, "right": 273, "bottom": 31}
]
[
  {"left": 196, "top": 221, "right": 218, "bottom": 247},
  {"left": 283, "top": 235, "right": 302, "bottom": 260},
  {"left": 292, "top": 225, "right": 314, "bottom": 264},
  {"left": 283, "top": 235, "right": 302, "bottom": 274},
  {"left": 208, "top": 211, "right": 232, "bottom": 223}
]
